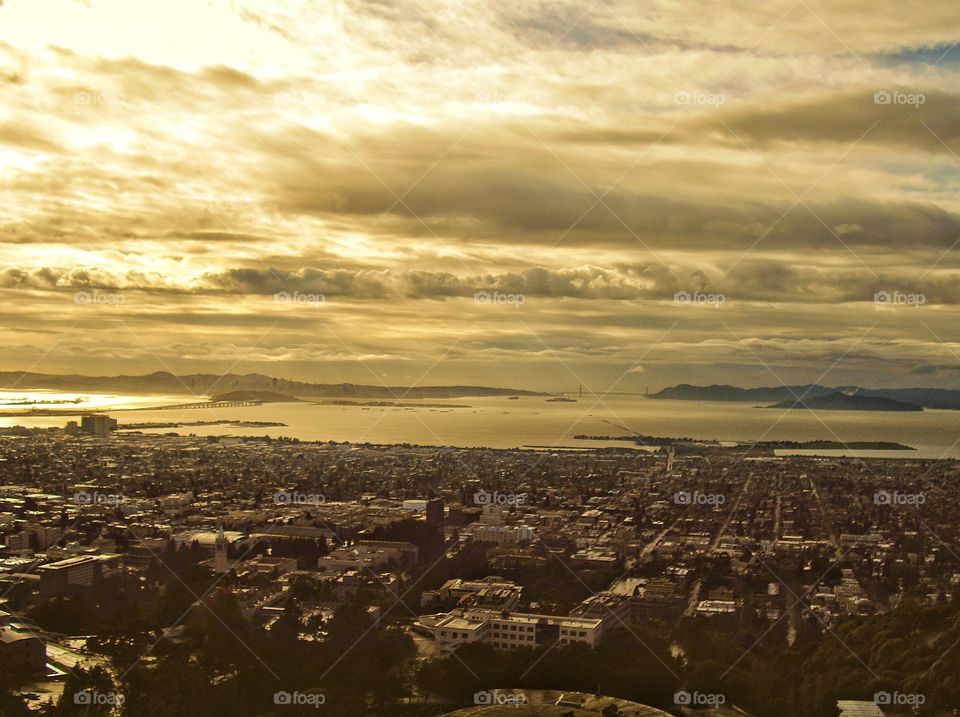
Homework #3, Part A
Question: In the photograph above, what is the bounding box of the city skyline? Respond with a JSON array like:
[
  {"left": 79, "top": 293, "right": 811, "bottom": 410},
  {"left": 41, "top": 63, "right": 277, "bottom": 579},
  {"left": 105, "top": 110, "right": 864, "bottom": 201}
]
[{"left": 4, "top": 4, "right": 960, "bottom": 711}]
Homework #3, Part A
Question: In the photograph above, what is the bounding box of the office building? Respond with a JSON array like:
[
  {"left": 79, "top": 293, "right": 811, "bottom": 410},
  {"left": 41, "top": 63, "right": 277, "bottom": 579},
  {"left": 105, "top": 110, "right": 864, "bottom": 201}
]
[
  {"left": 37, "top": 555, "right": 101, "bottom": 596},
  {"left": 80, "top": 414, "right": 118, "bottom": 436},
  {"left": 426, "top": 498, "right": 444, "bottom": 525},
  {"left": 419, "top": 608, "right": 605, "bottom": 650}
]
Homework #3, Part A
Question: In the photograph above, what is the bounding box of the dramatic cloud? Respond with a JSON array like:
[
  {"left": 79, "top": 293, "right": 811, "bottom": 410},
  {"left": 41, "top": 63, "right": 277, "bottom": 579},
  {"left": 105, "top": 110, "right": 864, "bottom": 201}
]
[{"left": 1, "top": 0, "right": 959, "bottom": 389}]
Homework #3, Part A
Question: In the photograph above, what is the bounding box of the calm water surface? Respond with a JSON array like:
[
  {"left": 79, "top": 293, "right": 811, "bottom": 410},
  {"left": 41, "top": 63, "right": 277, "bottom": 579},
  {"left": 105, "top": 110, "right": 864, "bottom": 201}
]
[{"left": 2, "top": 391, "right": 958, "bottom": 459}]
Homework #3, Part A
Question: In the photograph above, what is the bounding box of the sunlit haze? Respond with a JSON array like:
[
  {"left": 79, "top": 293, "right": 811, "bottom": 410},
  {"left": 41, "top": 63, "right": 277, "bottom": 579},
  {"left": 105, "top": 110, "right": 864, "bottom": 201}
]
[{"left": 2, "top": 0, "right": 960, "bottom": 390}]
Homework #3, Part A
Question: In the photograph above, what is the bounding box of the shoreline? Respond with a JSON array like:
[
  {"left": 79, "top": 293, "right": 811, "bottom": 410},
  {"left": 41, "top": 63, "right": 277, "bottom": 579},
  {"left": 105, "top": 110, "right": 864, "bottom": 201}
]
[{"left": 0, "top": 426, "right": 933, "bottom": 460}]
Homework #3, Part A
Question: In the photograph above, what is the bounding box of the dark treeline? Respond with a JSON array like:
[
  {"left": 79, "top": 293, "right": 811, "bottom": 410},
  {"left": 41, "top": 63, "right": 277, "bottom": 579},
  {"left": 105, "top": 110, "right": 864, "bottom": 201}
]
[
  {"left": 6, "top": 546, "right": 960, "bottom": 716},
  {"left": 418, "top": 593, "right": 960, "bottom": 716}
]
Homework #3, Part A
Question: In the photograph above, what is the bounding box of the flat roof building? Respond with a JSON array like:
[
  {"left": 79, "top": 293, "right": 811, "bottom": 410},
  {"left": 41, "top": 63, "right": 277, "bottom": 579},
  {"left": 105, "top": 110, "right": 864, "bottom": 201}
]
[
  {"left": 37, "top": 555, "right": 118, "bottom": 596},
  {"left": 836, "top": 701, "right": 883, "bottom": 717},
  {"left": 418, "top": 608, "right": 606, "bottom": 651},
  {"left": 0, "top": 625, "right": 46, "bottom": 671},
  {"left": 80, "top": 414, "right": 118, "bottom": 436}
]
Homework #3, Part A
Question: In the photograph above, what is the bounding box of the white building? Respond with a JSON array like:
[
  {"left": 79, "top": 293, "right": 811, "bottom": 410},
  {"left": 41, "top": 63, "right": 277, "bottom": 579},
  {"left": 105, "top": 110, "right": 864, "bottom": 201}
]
[
  {"left": 695, "top": 599, "right": 737, "bottom": 616},
  {"left": 468, "top": 524, "right": 535, "bottom": 545},
  {"left": 836, "top": 701, "right": 883, "bottom": 717},
  {"left": 418, "top": 609, "right": 605, "bottom": 651},
  {"left": 434, "top": 577, "right": 523, "bottom": 611},
  {"left": 317, "top": 540, "right": 417, "bottom": 573}
]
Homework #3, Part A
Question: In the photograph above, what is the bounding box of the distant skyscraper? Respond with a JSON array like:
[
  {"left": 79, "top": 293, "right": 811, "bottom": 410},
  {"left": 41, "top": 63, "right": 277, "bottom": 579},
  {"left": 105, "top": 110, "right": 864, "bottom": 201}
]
[
  {"left": 79, "top": 414, "right": 117, "bottom": 436},
  {"left": 214, "top": 524, "right": 229, "bottom": 573},
  {"left": 426, "top": 498, "right": 444, "bottom": 525}
]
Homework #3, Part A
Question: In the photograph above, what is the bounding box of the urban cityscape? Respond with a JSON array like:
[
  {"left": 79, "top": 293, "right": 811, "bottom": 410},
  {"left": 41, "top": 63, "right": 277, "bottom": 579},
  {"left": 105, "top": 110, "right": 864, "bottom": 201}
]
[
  {"left": 0, "top": 415, "right": 959, "bottom": 715},
  {"left": 3, "top": 0, "right": 960, "bottom": 715}
]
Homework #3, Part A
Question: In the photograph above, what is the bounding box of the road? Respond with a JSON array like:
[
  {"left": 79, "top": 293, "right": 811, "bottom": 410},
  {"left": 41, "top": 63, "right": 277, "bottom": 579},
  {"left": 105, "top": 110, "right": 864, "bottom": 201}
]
[
  {"left": 684, "top": 474, "right": 753, "bottom": 618},
  {"left": 807, "top": 475, "right": 841, "bottom": 553},
  {"left": 710, "top": 474, "right": 753, "bottom": 552},
  {"left": 639, "top": 519, "right": 679, "bottom": 560}
]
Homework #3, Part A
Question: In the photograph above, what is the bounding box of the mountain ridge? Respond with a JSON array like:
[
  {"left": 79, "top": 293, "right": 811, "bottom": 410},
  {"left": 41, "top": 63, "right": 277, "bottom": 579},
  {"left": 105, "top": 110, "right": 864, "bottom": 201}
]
[
  {"left": 762, "top": 391, "right": 923, "bottom": 412},
  {"left": 649, "top": 383, "right": 960, "bottom": 409},
  {"left": 0, "top": 371, "right": 549, "bottom": 400}
]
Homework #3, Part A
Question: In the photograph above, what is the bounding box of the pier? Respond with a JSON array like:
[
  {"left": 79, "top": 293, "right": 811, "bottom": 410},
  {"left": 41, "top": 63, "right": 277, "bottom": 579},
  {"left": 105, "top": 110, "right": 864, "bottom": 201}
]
[{"left": 136, "top": 399, "right": 263, "bottom": 411}]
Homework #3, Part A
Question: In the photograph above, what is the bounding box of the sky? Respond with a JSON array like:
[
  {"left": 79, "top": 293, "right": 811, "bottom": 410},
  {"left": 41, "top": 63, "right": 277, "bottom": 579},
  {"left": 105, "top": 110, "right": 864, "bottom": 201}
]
[{"left": 1, "top": 0, "right": 960, "bottom": 391}]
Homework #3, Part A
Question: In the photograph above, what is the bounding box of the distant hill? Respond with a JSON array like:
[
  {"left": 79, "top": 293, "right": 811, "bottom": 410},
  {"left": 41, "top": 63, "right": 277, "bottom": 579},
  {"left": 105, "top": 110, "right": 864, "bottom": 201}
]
[
  {"left": 649, "top": 383, "right": 960, "bottom": 409},
  {"left": 763, "top": 391, "right": 923, "bottom": 412},
  {"left": 839, "top": 386, "right": 960, "bottom": 410},
  {"left": 0, "top": 371, "right": 548, "bottom": 400},
  {"left": 648, "top": 383, "right": 837, "bottom": 403},
  {"left": 210, "top": 390, "right": 302, "bottom": 403}
]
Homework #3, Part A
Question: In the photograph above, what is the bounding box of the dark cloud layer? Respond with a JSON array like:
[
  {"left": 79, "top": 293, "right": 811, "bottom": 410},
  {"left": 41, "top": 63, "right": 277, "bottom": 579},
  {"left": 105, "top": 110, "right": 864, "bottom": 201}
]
[
  {"left": 708, "top": 89, "right": 960, "bottom": 153},
  {"left": 2, "top": 0, "right": 960, "bottom": 387}
]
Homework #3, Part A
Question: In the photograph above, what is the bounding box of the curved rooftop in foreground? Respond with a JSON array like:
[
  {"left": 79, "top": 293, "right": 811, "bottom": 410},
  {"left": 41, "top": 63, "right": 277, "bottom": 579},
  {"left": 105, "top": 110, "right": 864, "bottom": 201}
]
[{"left": 441, "top": 689, "right": 673, "bottom": 716}]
